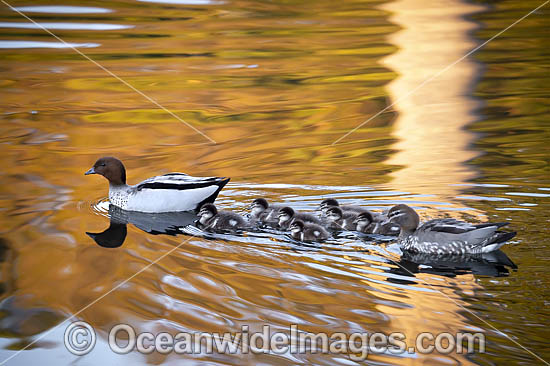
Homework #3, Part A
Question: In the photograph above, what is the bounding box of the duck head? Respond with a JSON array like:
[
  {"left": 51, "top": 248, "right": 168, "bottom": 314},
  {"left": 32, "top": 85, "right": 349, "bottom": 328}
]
[
  {"left": 385, "top": 204, "right": 419, "bottom": 234},
  {"left": 319, "top": 198, "right": 338, "bottom": 214},
  {"left": 85, "top": 157, "right": 126, "bottom": 186},
  {"left": 289, "top": 220, "right": 304, "bottom": 235},
  {"left": 198, "top": 203, "right": 217, "bottom": 225},
  {"left": 353, "top": 211, "right": 374, "bottom": 232},
  {"left": 250, "top": 198, "right": 268, "bottom": 216},
  {"left": 278, "top": 206, "right": 294, "bottom": 226}
]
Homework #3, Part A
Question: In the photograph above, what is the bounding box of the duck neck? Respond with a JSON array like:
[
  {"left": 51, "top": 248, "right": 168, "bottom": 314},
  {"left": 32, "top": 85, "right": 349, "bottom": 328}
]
[
  {"left": 109, "top": 182, "right": 128, "bottom": 191},
  {"left": 399, "top": 228, "right": 414, "bottom": 238},
  {"left": 108, "top": 183, "right": 128, "bottom": 199}
]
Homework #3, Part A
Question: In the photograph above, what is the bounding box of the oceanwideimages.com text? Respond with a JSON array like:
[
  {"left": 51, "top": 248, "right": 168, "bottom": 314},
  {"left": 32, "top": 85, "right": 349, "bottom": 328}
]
[{"left": 65, "top": 321, "right": 485, "bottom": 361}]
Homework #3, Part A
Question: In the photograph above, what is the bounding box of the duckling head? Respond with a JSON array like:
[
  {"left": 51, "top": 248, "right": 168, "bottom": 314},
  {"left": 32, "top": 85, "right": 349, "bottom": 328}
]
[
  {"left": 278, "top": 206, "right": 295, "bottom": 226},
  {"left": 198, "top": 203, "right": 217, "bottom": 225},
  {"left": 326, "top": 206, "right": 343, "bottom": 223},
  {"left": 353, "top": 211, "right": 374, "bottom": 231},
  {"left": 250, "top": 198, "right": 268, "bottom": 216},
  {"left": 319, "top": 198, "right": 339, "bottom": 214},
  {"left": 289, "top": 220, "right": 304, "bottom": 235}
]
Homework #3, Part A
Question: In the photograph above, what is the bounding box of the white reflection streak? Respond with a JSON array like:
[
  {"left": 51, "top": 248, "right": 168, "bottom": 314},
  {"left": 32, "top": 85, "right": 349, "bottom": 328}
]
[
  {"left": 331, "top": 0, "right": 550, "bottom": 145},
  {"left": 0, "top": 236, "right": 196, "bottom": 365},
  {"left": 0, "top": 0, "right": 216, "bottom": 144}
]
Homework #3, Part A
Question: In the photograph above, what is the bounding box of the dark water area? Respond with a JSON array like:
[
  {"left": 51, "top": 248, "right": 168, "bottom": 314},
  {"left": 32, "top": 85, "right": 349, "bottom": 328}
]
[{"left": 0, "top": 0, "right": 549, "bottom": 365}]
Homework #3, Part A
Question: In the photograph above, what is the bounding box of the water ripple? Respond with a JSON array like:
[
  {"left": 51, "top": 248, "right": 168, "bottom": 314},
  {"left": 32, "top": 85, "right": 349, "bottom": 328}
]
[
  {"left": 0, "top": 22, "right": 133, "bottom": 31},
  {"left": 13, "top": 6, "right": 112, "bottom": 14},
  {"left": 0, "top": 40, "right": 100, "bottom": 48}
]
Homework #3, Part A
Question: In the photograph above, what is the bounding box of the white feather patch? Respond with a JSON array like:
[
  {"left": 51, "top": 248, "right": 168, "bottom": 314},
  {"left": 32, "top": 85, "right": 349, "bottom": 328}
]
[{"left": 126, "top": 186, "right": 218, "bottom": 212}]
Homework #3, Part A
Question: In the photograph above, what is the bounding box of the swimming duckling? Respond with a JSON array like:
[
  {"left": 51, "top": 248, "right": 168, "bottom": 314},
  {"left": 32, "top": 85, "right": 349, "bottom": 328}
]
[
  {"left": 197, "top": 203, "right": 248, "bottom": 232},
  {"left": 319, "top": 198, "right": 367, "bottom": 215},
  {"left": 353, "top": 211, "right": 400, "bottom": 236},
  {"left": 384, "top": 204, "right": 517, "bottom": 254},
  {"left": 289, "top": 220, "right": 330, "bottom": 242},
  {"left": 278, "top": 206, "right": 321, "bottom": 229},
  {"left": 325, "top": 206, "right": 357, "bottom": 230},
  {"left": 249, "top": 198, "right": 281, "bottom": 226},
  {"left": 353, "top": 211, "right": 375, "bottom": 233}
]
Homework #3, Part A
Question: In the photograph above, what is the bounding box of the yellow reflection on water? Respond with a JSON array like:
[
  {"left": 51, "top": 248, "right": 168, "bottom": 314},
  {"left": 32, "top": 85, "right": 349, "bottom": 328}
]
[{"left": 381, "top": 0, "right": 486, "bottom": 195}]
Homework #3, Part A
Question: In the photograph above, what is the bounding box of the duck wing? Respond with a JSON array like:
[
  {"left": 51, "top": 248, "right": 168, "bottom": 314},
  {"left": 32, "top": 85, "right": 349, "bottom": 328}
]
[
  {"left": 420, "top": 218, "right": 508, "bottom": 235},
  {"left": 136, "top": 173, "right": 229, "bottom": 191},
  {"left": 128, "top": 173, "right": 230, "bottom": 212},
  {"left": 417, "top": 219, "right": 512, "bottom": 251}
]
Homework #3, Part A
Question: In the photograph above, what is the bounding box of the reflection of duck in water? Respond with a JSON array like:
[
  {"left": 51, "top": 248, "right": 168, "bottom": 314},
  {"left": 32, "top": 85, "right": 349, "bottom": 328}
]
[
  {"left": 87, "top": 205, "right": 197, "bottom": 248},
  {"left": 387, "top": 250, "right": 517, "bottom": 281},
  {"left": 85, "top": 156, "right": 229, "bottom": 213},
  {"left": 383, "top": 204, "right": 517, "bottom": 254},
  {"left": 87, "top": 221, "right": 127, "bottom": 249},
  {"left": 197, "top": 203, "right": 248, "bottom": 232}
]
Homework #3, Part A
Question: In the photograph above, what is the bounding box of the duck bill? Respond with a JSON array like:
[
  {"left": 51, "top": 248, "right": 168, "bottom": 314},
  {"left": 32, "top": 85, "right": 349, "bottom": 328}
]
[{"left": 85, "top": 167, "right": 96, "bottom": 175}]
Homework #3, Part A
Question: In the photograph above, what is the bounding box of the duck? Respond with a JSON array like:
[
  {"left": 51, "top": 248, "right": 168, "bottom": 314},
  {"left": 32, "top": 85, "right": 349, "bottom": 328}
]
[
  {"left": 289, "top": 220, "right": 330, "bottom": 242},
  {"left": 384, "top": 204, "right": 517, "bottom": 254},
  {"left": 249, "top": 198, "right": 282, "bottom": 227},
  {"left": 353, "top": 211, "right": 400, "bottom": 236},
  {"left": 325, "top": 206, "right": 357, "bottom": 230},
  {"left": 278, "top": 206, "right": 321, "bottom": 229},
  {"left": 85, "top": 157, "right": 229, "bottom": 213},
  {"left": 197, "top": 203, "right": 248, "bottom": 232}
]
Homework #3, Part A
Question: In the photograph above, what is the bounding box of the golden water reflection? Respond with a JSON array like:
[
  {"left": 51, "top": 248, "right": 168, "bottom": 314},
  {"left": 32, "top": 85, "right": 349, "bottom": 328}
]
[
  {"left": 382, "top": 0, "right": 486, "bottom": 195},
  {"left": 0, "top": 0, "right": 549, "bottom": 364}
]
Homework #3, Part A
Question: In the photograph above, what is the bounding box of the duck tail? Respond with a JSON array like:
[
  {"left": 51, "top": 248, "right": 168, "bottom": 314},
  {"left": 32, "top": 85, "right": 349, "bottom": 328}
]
[
  {"left": 481, "top": 231, "right": 516, "bottom": 253},
  {"left": 492, "top": 231, "right": 516, "bottom": 244},
  {"left": 474, "top": 222, "right": 509, "bottom": 230},
  {"left": 219, "top": 177, "right": 230, "bottom": 189},
  {"left": 193, "top": 177, "right": 230, "bottom": 213}
]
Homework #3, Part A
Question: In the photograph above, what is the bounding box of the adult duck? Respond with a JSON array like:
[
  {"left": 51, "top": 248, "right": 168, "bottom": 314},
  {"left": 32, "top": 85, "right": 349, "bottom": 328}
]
[
  {"left": 85, "top": 157, "right": 229, "bottom": 213},
  {"left": 384, "top": 204, "right": 516, "bottom": 254}
]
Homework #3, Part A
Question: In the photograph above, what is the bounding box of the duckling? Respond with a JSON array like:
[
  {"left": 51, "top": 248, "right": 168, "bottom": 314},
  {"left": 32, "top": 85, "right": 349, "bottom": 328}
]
[
  {"left": 197, "top": 203, "right": 248, "bottom": 232},
  {"left": 353, "top": 211, "right": 376, "bottom": 233},
  {"left": 289, "top": 220, "right": 330, "bottom": 242},
  {"left": 319, "top": 198, "right": 367, "bottom": 215},
  {"left": 325, "top": 206, "right": 357, "bottom": 230},
  {"left": 353, "top": 211, "right": 400, "bottom": 236},
  {"left": 278, "top": 206, "right": 321, "bottom": 229},
  {"left": 249, "top": 198, "right": 281, "bottom": 226},
  {"left": 384, "top": 204, "right": 517, "bottom": 254}
]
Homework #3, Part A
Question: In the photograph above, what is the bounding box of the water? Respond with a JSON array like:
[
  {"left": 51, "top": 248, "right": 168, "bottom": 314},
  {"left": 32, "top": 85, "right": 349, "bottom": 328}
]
[{"left": 0, "top": 0, "right": 549, "bottom": 365}]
